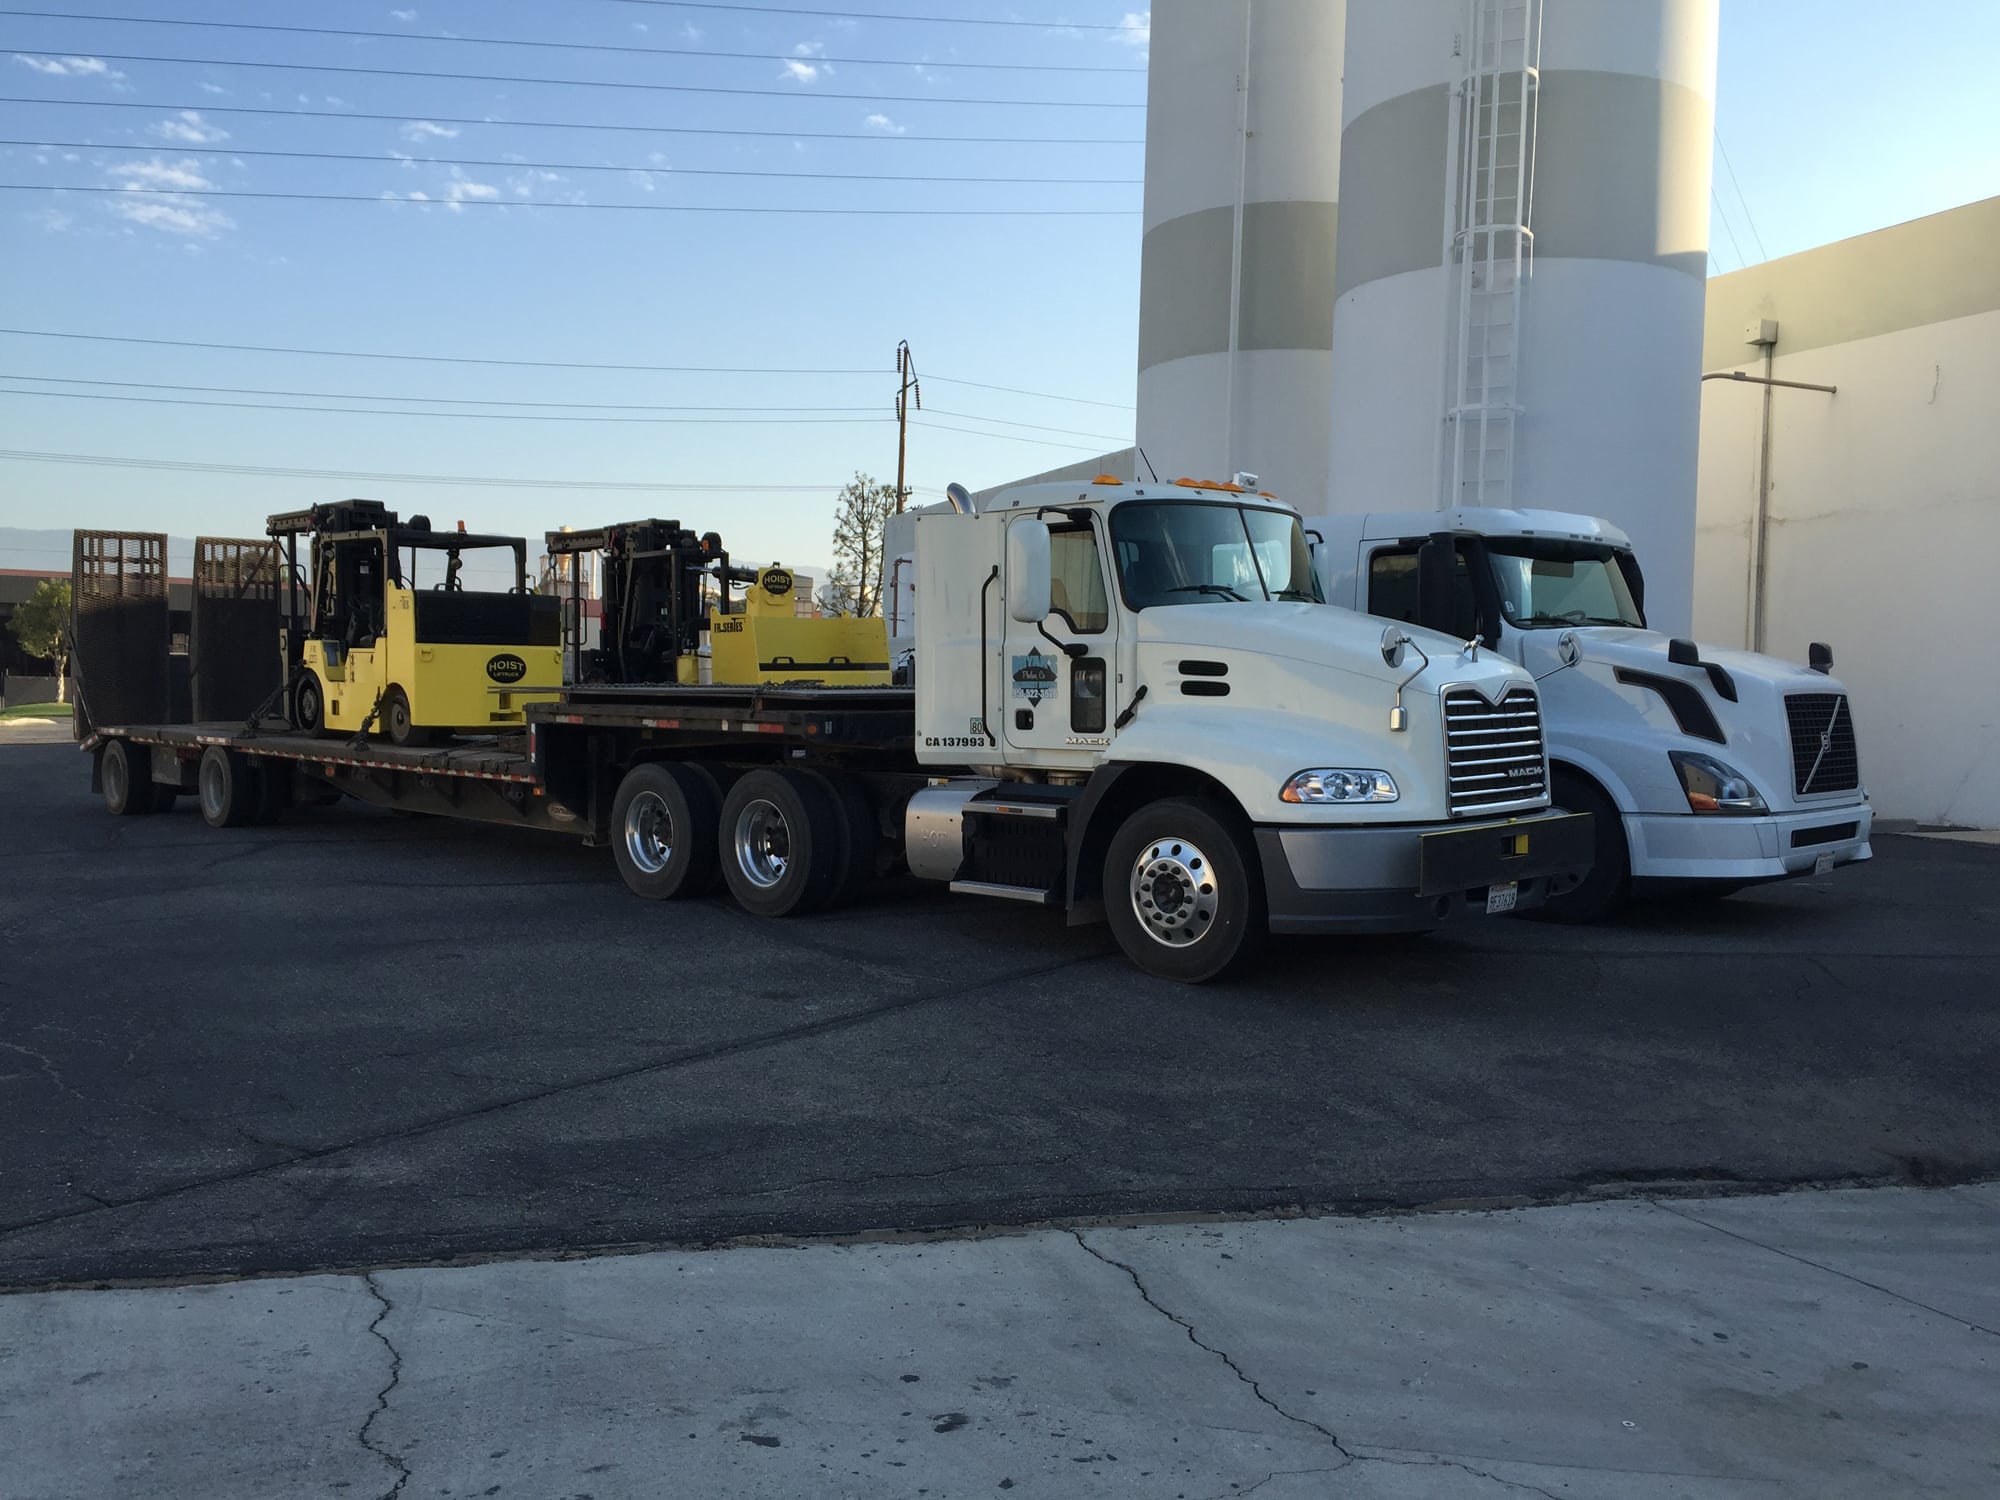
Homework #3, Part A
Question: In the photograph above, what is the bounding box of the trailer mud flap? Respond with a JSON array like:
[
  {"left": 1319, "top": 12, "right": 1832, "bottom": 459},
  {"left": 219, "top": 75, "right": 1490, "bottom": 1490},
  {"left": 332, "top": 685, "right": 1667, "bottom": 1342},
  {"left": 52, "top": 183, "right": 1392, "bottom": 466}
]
[{"left": 1417, "top": 812, "right": 1595, "bottom": 898}]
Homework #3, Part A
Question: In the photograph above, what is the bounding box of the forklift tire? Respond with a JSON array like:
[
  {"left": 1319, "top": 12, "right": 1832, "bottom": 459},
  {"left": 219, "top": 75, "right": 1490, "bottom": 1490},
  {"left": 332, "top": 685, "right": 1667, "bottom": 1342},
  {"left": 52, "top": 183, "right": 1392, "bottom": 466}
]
[
  {"left": 294, "top": 673, "right": 325, "bottom": 736},
  {"left": 1103, "top": 797, "right": 1265, "bottom": 984},
  {"left": 197, "top": 745, "right": 261, "bottom": 829},
  {"left": 610, "top": 761, "right": 721, "bottom": 901},
  {"left": 718, "top": 768, "right": 843, "bottom": 918},
  {"left": 1521, "top": 770, "right": 1629, "bottom": 924},
  {"left": 805, "top": 768, "right": 876, "bottom": 911},
  {"left": 101, "top": 739, "right": 155, "bottom": 817},
  {"left": 382, "top": 687, "right": 436, "bottom": 749}
]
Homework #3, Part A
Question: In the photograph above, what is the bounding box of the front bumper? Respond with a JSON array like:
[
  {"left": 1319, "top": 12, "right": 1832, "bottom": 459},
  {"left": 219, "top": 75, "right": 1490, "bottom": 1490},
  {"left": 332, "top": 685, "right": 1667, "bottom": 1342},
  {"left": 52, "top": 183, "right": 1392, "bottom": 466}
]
[
  {"left": 1255, "top": 810, "right": 1597, "bottom": 935},
  {"left": 1624, "top": 802, "right": 1873, "bottom": 884}
]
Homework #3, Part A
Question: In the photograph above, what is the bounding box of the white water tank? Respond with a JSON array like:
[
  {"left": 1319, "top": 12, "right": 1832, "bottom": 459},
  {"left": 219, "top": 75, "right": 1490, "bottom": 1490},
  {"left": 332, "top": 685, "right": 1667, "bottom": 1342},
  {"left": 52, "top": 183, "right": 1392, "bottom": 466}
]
[
  {"left": 1327, "top": 0, "right": 1718, "bottom": 634},
  {"left": 1136, "top": 0, "right": 1345, "bottom": 501}
]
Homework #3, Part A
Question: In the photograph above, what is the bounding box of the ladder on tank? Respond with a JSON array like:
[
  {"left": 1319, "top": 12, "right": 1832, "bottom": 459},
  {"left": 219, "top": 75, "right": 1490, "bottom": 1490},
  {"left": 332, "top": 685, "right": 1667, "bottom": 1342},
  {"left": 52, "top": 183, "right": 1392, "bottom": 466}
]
[{"left": 1441, "top": 0, "right": 1543, "bottom": 509}]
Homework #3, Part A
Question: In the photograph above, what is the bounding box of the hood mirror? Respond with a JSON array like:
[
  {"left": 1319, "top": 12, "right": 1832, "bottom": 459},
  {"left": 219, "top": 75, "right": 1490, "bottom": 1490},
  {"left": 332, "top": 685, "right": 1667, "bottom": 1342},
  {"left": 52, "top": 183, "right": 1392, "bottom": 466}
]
[
  {"left": 1379, "top": 625, "right": 1408, "bottom": 670},
  {"left": 1558, "top": 631, "right": 1582, "bottom": 668},
  {"left": 1808, "top": 641, "right": 1833, "bottom": 674},
  {"left": 1667, "top": 637, "right": 1700, "bottom": 667}
]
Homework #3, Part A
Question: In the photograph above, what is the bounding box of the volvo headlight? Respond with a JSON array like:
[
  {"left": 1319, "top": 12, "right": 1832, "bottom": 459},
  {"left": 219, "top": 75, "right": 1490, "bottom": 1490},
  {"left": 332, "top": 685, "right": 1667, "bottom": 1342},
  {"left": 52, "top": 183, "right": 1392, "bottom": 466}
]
[
  {"left": 1670, "top": 751, "right": 1767, "bottom": 815},
  {"left": 1281, "top": 769, "right": 1399, "bottom": 804}
]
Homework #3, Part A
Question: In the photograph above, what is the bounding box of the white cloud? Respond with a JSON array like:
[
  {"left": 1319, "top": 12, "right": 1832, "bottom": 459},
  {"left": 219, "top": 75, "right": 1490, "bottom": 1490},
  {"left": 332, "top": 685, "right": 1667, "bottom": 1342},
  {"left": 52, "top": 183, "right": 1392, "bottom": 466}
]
[
  {"left": 13, "top": 54, "right": 123, "bottom": 80},
  {"left": 781, "top": 41, "right": 832, "bottom": 84},
  {"left": 680, "top": 23, "right": 703, "bottom": 42},
  {"left": 389, "top": 9, "right": 418, "bottom": 21},
  {"left": 400, "top": 119, "right": 459, "bottom": 142},
  {"left": 198, "top": 81, "right": 228, "bottom": 96},
  {"left": 30, "top": 205, "right": 73, "bottom": 233},
  {"left": 628, "top": 170, "right": 658, "bottom": 193},
  {"left": 780, "top": 60, "right": 819, "bottom": 83},
  {"left": 108, "top": 158, "right": 214, "bottom": 192},
  {"left": 444, "top": 172, "right": 500, "bottom": 211},
  {"left": 864, "top": 113, "right": 906, "bottom": 136},
  {"left": 1112, "top": 11, "right": 1151, "bottom": 50},
  {"left": 150, "top": 109, "right": 228, "bottom": 145}
]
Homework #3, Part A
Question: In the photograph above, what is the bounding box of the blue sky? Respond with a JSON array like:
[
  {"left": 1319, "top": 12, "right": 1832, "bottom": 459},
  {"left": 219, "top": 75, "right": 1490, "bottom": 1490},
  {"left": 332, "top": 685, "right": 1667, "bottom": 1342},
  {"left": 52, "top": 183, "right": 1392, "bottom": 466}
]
[{"left": 0, "top": 1, "right": 1993, "bottom": 577}]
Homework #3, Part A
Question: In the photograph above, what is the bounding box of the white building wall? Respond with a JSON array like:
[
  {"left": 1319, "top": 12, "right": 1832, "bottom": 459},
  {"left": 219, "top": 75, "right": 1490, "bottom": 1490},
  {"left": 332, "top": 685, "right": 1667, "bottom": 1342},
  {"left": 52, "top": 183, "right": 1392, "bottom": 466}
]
[{"left": 1696, "top": 198, "right": 2000, "bottom": 827}]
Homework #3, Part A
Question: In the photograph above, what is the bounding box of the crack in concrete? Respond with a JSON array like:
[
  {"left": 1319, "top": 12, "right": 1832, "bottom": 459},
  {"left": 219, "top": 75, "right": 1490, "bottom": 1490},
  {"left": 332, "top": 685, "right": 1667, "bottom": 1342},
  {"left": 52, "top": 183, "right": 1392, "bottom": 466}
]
[
  {"left": 358, "top": 1273, "right": 412, "bottom": 1500},
  {"left": 0, "top": 1041, "right": 66, "bottom": 1093},
  {"left": 1650, "top": 1197, "right": 2000, "bottom": 1338},
  {"left": 1076, "top": 1231, "right": 1571, "bottom": 1500}
]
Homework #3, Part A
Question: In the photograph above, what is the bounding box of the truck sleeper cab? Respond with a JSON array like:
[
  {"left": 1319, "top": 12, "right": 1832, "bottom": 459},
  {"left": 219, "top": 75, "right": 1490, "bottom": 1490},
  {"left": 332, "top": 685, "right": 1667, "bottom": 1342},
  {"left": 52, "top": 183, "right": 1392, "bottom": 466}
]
[{"left": 1309, "top": 506, "right": 1873, "bottom": 920}]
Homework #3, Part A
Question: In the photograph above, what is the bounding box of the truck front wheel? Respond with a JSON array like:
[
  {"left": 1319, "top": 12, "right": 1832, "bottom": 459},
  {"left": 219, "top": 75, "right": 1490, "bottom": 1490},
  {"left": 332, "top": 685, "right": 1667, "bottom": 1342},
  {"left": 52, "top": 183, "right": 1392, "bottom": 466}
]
[
  {"left": 1103, "top": 797, "right": 1264, "bottom": 983},
  {"left": 1527, "top": 770, "right": 1629, "bottom": 923}
]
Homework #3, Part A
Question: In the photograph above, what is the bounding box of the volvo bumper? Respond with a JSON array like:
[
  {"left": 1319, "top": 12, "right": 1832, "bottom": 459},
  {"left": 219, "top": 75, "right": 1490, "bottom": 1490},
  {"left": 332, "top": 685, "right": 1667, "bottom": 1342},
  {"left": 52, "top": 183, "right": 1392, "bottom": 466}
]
[
  {"left": 1255, "top": 810, "right": 1597, "bottom": 935},
  {"left": 1624, "top": 802, "right": 1873, "bottom": 885}
]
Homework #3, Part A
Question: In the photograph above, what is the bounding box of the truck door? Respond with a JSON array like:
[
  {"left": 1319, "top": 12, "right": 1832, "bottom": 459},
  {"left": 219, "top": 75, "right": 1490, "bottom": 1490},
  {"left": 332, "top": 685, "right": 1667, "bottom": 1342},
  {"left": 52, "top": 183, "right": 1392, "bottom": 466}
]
[{"left": 1002, "top": 515, "right": 1116, "bottom": 754}]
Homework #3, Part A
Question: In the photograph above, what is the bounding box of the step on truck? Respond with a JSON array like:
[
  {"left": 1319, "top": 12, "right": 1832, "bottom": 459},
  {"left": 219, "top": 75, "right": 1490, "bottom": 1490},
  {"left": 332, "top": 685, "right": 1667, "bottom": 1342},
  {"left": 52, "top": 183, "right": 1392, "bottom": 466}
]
[
  {"left": 71, "top": 482, "right": 1594, "bottom": 982},
  {"left": 1308, "top": 506, "right": 1872, "bottom": 921}
]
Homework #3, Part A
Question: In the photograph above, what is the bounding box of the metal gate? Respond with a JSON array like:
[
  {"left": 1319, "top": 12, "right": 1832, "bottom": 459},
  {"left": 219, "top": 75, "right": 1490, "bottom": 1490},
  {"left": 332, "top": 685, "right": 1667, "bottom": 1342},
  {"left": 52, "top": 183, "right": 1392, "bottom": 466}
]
[
  {"left": 70, "top": 530, "right": 170, "bottom": 740},
  {"left": 191, "top": 537, "right": 282, "bottom": 722}
]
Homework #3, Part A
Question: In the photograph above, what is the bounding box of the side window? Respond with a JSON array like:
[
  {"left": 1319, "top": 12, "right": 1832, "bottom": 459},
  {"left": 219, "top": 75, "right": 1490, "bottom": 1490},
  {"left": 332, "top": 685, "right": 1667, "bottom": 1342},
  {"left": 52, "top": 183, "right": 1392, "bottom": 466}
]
[
  {"left": 1367, "top": 549, "right": 1421, "bottom": 624},
  {"left": 1049, "top": 525, "right": 1109, "bottom": 634}
]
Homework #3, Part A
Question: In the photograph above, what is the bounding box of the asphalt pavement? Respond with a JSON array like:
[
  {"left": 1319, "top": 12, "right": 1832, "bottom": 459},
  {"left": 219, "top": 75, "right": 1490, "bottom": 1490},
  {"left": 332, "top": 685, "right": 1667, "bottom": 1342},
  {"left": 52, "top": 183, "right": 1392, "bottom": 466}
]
[{"left": 2, "top": 734, "right": 1996, "bottom": 1289}]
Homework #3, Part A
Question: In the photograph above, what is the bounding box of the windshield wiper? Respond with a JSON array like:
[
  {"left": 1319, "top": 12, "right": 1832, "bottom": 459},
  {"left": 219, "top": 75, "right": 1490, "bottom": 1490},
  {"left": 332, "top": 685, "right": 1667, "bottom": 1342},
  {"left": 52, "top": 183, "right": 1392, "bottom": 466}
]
[
  {"left": 1166, "top": 584, "right": 1248, "bottom": 602},
  {"left": 1516, "top": 611, "right": 1635, "bottom": 628},
  {"left": 1274, "top": 588, "right": 1318, "bottom": 603}
]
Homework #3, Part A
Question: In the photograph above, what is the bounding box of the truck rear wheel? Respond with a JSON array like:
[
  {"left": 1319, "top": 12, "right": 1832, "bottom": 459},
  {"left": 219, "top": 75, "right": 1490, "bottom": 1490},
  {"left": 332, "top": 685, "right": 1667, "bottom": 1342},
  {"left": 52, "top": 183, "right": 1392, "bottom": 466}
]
[
  {"left": 1525, "top": 770, "right": 1629, "bottom": 924},
  {"left": 718, "top": 768, "right": 842, "bottom": 918},
  {"left": 197, "top": 745, "right": 261, "bottom": 829},
  {"left": 805, "top": 768, "right": 876, "bottom": 910},
  {"left": 611, "top": 761, "right": 720, "bottom": 901},
  {"left": 1103, "top": 797, "right": 1264, "bottom": 983},
  {"left": 101, "top": 739, "right": 154, "bottom": 817}
]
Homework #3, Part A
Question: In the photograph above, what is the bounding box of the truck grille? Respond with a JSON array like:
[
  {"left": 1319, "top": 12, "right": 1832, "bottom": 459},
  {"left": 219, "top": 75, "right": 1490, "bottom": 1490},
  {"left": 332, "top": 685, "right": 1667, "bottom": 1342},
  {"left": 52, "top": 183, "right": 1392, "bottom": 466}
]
[
  {"left": 1785, "top": 693, "right": 1859, "bottom": 796},
  {"left": 1443, "top": 687, "right": 1548, "bottom": 815}
]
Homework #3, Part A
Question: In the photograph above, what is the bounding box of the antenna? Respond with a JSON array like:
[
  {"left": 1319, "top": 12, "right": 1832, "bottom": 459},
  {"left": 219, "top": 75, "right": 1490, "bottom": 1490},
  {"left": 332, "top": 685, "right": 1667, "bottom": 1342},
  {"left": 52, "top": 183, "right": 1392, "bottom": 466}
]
[{"left": 1135, "top": 446, "right": 1159, "bottom": 483}]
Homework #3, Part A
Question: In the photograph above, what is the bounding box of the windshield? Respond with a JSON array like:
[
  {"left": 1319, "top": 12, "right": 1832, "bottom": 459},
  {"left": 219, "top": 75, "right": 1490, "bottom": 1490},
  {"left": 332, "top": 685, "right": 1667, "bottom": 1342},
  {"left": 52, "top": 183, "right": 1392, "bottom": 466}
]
[
  {"left": 1486, "top": 539, "right": 1644, "bottom": 629},
  {"left": 1110, "top": 501, "right": 1324, "bottom": 608}
]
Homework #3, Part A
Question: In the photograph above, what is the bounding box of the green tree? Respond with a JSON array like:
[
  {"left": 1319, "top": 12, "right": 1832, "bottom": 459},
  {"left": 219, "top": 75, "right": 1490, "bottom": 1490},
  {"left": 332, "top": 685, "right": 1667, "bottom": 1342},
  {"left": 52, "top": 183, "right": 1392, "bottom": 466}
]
[
  {"left": 825, "top": 472, "right": 898, "bottom": 619},
  {"left": 7, "top": 578, "right": 71, "bottom": 702}
]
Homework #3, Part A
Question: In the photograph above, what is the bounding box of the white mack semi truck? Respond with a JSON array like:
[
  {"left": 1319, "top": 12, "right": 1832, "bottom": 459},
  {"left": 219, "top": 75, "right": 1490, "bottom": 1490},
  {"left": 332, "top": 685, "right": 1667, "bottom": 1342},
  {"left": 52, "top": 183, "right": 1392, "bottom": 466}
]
[{"left": 1308, "top": 507, "right": 1872, "bottom": 921}]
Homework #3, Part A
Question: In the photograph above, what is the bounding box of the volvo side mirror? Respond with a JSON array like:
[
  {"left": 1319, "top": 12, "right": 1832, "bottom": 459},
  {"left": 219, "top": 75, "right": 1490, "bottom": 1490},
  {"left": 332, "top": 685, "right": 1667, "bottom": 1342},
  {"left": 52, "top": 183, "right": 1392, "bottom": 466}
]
[
  {"left": 1808, "top": 641, "right": 1833, "bottom": 674},
  {"left": 1006, "top": 519, "right": 1052, "bottom": 623},
  {"left": 1667, "top": 637, "right": 1700, "bottom": 667}
]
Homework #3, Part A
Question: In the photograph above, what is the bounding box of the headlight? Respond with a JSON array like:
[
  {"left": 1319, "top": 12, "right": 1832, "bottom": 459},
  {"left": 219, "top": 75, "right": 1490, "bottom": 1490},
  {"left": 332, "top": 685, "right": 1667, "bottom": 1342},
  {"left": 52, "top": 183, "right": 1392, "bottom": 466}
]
[
  {"left": 1281, "top": 769, "right": 1399, "bottom": 804},
  {"left": 1670, "top": 751, "right": 1766, "bottom": 814}
]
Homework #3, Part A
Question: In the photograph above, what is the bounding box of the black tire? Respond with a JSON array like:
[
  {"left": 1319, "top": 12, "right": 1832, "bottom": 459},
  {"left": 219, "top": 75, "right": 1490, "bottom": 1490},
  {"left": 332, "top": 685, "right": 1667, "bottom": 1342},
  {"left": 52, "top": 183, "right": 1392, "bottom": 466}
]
[
  {"left": 1525, "top": 769, "right": 1629, "bottom": 923},
  {"left": 1102, "top": 797, "right": 1264, "bottom": 983},
  {"left": 381, "top": 686, "right": 433, "bottom": 748},
  {"left": 197, "top": 745, "right": 260, "bottom": 829},
  {"left": 252, "top": 758, "right": 291, "bottom": 825},
  {"left": 717, "top": 767, "right": 843, "bottom": 918},
  {"left": 294, "top": 672, "right": 325, "bottom": 736},
  {"left": 101, "top": 739, "right": 154, "bottom": 817},
  {"left": 610, "top": 761, "right": 721, "bottom": 901},
  {"left": 146, "top": 783, "right": 179, "bottom": 813},
  {"left": 805, "top": 768, "right": 876, "bottom": 911}
]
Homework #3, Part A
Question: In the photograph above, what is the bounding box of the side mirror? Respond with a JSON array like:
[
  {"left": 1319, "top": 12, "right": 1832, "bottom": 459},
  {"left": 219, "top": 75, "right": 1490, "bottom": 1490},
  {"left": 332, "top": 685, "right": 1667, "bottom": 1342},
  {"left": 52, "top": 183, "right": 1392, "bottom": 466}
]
[
  {"left": 1007, "top": 519, "right": 1052, "bottom": 624},
  {"left": 1379, "top": 624, "right": 1407, "bottom": 669},
  {"left": 1558, "top": 631, "right": 1582, "bottom": 668},
  {"left": 1808, "top": 641, "right": 1833, "bottom": 674},
  {"left": 1667, "top": 637, "right": 1700, "bottom": 667}
]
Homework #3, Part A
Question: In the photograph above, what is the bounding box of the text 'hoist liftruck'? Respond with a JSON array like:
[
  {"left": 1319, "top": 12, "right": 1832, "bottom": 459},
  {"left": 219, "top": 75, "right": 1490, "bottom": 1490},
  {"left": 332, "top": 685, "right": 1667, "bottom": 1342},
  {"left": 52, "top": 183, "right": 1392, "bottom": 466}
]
[{"left": 72, "top": 480, "right": 1593, "bottom": 982}]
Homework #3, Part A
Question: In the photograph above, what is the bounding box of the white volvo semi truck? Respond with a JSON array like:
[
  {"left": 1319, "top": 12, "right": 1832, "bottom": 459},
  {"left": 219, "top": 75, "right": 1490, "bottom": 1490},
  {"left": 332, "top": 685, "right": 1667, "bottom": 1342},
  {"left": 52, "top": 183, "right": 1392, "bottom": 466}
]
[{"left": 1308, "top": 507, "right": 1872, "bottom": 921}]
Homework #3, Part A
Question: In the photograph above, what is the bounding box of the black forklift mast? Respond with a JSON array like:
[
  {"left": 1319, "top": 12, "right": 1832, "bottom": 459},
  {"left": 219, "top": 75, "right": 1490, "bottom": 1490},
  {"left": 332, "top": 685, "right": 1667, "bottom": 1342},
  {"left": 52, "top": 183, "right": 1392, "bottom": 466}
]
[{"left": 545, "top": 520, "right": 757, "bottom": 685}]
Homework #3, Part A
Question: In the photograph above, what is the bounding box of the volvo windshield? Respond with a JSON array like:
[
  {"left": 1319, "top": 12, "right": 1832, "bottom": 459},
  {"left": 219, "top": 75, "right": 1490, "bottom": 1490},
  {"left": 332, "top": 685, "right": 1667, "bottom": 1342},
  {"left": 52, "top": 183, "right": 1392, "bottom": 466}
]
[
  {"left": 1110, "top": 502, "right": 1323, "bottom": 608},
  {"left": 1486, "top": 539, "right": 1644, "bottom": 630}
]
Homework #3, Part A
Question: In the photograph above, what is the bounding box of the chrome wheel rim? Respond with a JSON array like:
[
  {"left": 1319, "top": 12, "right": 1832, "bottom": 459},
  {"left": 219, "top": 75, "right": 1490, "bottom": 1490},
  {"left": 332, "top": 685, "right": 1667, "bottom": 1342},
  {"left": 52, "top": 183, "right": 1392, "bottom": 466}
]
[
  {"left": 199, "top": 756, "right": 226, "bottom": 820},
  {"left": 1130, "top": 837, "right": 1219, "bottom": 947},
  {"left": 734, "top": 798, "right": 790, "bottom": 889},
  {"left": 624, "top": 790, "right": 674, "bottom": 875}
]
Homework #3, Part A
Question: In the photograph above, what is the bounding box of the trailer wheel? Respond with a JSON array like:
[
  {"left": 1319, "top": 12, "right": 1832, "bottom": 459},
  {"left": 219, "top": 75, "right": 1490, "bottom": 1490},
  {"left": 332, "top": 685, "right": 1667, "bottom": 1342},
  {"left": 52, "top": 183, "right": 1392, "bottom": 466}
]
[
  {"left": 382, "top": 687, "right": 434, "bottom": 749},
  {"left": 252, "top": 758, "right": 291, "bottom": 825},
  {"left": 1103, "top": 797, "right": 1264, "bottom": 983},
  {"left": 294, "top": 673, "right": 325, "bottom": 736},
  {"left": 101, "top": 739, "right": 155, "bottom": 817},
  {"left": 610, "top": 761, "right": 720, "bottom": 901},
  {"left": 719, "top": 768, "right": 842, "bottom": 918},
  {"left": 1522, "top": 770, "right": 1628, "bottom": 924},
  {"left": 197, "top": 745, "right": 261, "bottom": 829},
  {"left": 805, "top": 769, "right": 876, "bottom": 910}
]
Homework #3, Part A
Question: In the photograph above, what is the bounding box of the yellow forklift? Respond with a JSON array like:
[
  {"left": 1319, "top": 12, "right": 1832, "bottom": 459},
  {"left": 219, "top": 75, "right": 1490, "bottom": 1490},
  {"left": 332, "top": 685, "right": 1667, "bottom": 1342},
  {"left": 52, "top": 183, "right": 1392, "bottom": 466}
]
[{"left": 271, "top": 500, "right": 562, "bottom": 746}]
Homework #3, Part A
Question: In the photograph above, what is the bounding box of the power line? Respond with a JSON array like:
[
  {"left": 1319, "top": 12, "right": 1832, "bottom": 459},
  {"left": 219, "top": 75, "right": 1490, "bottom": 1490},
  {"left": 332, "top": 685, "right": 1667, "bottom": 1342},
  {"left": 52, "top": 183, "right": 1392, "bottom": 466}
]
[
  {"left": 924, "top": 407, "right": 1128, "bottom": 444},
  {"left": 0, "top": 446, "right": 857, "bottom": 492},
  {"left": 1713, "top": 129, "right": 1769, "bottom": 264},
  {"left": 0, "top": 11, "right": 1147, "bottom": 74},
  {"left": 590, "top": 0, "right": 1140, "bottom": 31},
  {"left": 909, "top": 419, "right": 1104, "bottom": 452},
  {"left": 1710, "top": 186, "right": 1745, "bottom": 272},
  {"left": 5, "top": 138, "right": 1142, "bottom": 187},
  {"left": 3, "top": 183, "right": 1140, "bottom": 216},
  {"left": 0, "top": 385, "right": 898, "bottom": 424},
  {"left": 0, "top": 328, "right": 1132, "bottom": 410},
  {"left": 8, "top": 51, "right": 1149, "bottom": 109},
  {"left": 0, "top": 373, "right": 885, "bottom": 412},
  {"left": 0, "top": 96, "right": 1146, "bottom": 147}
]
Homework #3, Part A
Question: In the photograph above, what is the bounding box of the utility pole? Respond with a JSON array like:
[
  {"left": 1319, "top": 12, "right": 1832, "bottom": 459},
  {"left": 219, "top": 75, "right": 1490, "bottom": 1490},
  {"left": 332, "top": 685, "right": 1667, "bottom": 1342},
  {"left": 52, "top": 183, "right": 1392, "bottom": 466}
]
[{"left": 894, "top": 339, "right": 921, "bottom": 513}]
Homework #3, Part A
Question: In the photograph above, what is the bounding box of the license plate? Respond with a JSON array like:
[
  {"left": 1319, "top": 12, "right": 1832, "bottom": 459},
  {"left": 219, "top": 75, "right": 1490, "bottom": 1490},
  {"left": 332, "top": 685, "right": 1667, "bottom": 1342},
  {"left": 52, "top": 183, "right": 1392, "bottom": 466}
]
[
  {"left": 1485, "top": 881, "right": 1519, "bottom": 915},
  {"left": 1813, "top": 852, "right": 1835, "bottom": 876}
]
